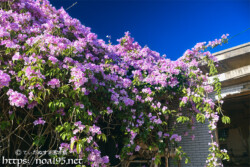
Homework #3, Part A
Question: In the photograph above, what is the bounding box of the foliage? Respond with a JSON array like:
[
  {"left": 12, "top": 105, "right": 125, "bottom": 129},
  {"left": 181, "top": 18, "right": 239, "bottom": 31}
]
[{"left": 0, "top": 0, "right": 230, "bottom": 166}]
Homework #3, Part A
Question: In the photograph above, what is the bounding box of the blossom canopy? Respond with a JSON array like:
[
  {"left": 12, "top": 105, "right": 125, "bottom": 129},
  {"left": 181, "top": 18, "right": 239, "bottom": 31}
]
[{"left": 0, "top": 0, "right": 230, "bottom": 166}]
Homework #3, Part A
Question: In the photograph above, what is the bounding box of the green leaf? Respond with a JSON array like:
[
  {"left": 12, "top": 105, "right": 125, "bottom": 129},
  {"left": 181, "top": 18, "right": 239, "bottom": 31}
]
[
  {"left": 70, "top": 140, "right": 75, "bottom": 151},
  {"left": 185, "top": 157, "right": 190, "bottom": 164},
  {"left": 76, "top": 142, "right": 82, "bottom": 154},
  {"left": 179, "top": 101, "right": 185, "bottom": 107},
  {"left": 196, "top": 113, "right": 205, "bottom": 123},
  {"left": 33, "top": 136, "right": 45, "bottom": 146},
  {"left": 61, "top": 132, "right": 66, "bottom": 140},
  {"left": 222, "top": 116, "right": 230, "bottom": 124},
  {"left": 10, "top": 114, "right": 14, "bottom": 121},
  {"left": 55, "top": 125, "right": 64, "bottom": 133},
  {"left": 101, "top": 134, "right": 107, "bottom": 142},
  {"left": 177, "top": 116, "right": 190, "bottom": 124},
  {"left": 154, "top": 154, "right": 161, "bottom": 165},
  {"left": 18, "top": 71, "right": 24, "bottom": 77},
  {"left": 0, "top": 121, "right": 10, "bottom": 130}
]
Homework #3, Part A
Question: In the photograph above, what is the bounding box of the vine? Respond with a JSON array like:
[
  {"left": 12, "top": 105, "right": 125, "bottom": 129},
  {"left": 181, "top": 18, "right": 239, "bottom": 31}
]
[{"left": 0, "top": 0, "right": 230, "bottom": 166}]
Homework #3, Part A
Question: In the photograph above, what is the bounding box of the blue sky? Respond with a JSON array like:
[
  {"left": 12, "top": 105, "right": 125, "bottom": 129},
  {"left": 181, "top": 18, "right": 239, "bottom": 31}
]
[{"left": 50, "top": 0, "right": 250, "bottom": 60}]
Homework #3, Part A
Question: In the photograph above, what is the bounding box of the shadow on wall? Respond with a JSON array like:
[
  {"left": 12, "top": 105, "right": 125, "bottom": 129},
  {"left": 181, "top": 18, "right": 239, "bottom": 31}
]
[{"left": 218, "top": 94, "right": 250, "bottom": 167}]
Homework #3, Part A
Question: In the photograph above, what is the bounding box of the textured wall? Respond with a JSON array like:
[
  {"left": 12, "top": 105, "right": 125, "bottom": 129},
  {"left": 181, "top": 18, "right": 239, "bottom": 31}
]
[{"left": 169, "top": 121, "right": 211, "bottom": 167}]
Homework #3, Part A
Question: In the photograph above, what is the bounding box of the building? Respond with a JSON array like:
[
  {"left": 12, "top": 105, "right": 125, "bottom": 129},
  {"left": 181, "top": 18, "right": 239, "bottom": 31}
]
[
  {"left": 122, "top": 42, "right": 250, "bottom": 167},
  {"left": 175, "top": 42, "right": 250, "bottom": 167}
]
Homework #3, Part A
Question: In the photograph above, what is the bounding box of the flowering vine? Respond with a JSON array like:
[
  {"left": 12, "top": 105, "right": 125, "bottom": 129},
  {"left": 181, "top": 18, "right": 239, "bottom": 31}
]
[{"left": 0, "top": 0, "right": 230, "bottom": 166}]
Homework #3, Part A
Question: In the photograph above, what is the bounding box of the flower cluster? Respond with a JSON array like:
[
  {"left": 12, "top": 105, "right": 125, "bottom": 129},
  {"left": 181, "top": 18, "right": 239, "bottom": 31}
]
[
  {"left": 170, "top": 134, "right": 182, "bottom": 142},
  {"left": 47, "top": 78, "right": 60, "bottom": 88},
  {"left": 33, "top": 117, "right": 46, "bottom": 126},
  {"left": 59, "top": 122, "right": 109, "bottom": 166},
  {"left": 0, "top": 0, "right": 230, "bottom": 166},
  {"left": 0, "top": 70, "right": 11, "bottom": 89},
  {"left": 7, "top": 89, "right": 28, "bottom": 108}
]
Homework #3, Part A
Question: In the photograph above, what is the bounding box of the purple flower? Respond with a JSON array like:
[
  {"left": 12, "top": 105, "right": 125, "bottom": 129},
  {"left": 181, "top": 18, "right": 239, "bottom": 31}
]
[
  {"left": 170, "top": 134, "right": 182, "bottom": 142},
  {"left": 28, "top": 92, "right": 34, "bottom": 100},
  {"left": 73, "top": 129, "right": 79, "bottom": 134},
  {"left": 63, "top": 57, "right": 74, "bottom": 64},
  {"left": 221, "top": 34, "right": 229, "bottom": 39},
  {"left": 204, "top": 85, "right": 213, "bottom": 93},
  {"left": 89, "top": 125, "right": 101, "bottom": 135},
  {"left": 164, "top": 133, "right": 170, "bottom": 137},
  {"left": 79, "top": 125, "right": 85, "bottom": 131},
  {"left": 33, "top": 117, "right": 46, "bottom": 126},
  {"left": 142, "top": 88, "right": 152, "bottom": 95},
  {"left": 69, "top": 67, "right": 88, "bottom": 88},
  {"left": 24, "top": 66, "right": 45, "bottom": 80},
  {"left": 162, "top": 106, "right": 168, "bottom": 111},
  {"left": 57, "top": 108, "right": 65, "bottom": 116},
  {"left": 27, "top": 101, "right": 38, "bottom": 109},
  {"left": 107, "top": 107, "right": 113, "bottom": 114},
  {"left": 203, "top": 99, "right": 215, "bottom": 109},
  {"left": 148, "top": 113, "right": 152, "bottom": 117},
  {"left": 87, "top": 110, "right": 92, "bottom": 116},
  {"left": 75, "top": 102, "right": 84, "bottom": 109},
  {"left": 102, "top": 156, "right": 109, "bottom": 163},
  {"left": 59, "top": 143, "right": 70, "bottom": 151},
  {"left": 130, "top": 131, "right": 137, "bottom": 140},
  {"left": 175, "top": 136, "right": 182, "bottom": 142},
  {"left": 80, "top": 104, "right": 84, "bottom": 108},
  {"left": 48, "top": 56, "right": 58, "bottom": 64},
  {"left": 145, "top": 96, "right": 153, "bottom": 102},
  {"left": 135, "top": 145, "right": 141, "bottom": 151},
  {"left": 154, "top": 118, "right": 162, "bottom": 124},
  {"left": 47, "top": 78, "right": 60, "bottom": 88},
  {"left": 0, "top": 27, "right": 10, "bottom": 37},
  {"left": 0, "top": 70, "right": 11, "bottom": 89},
  {"left": 87, "top": 136, "right": 93, "bottom": 143},
  {"left": 74, "top": 121, "right": 82, "bottom": 127},
  {"left": 157, "top": 102, "right": 161, "bottom": 108},
  {"left": 122, "top": 97, "right": 134, "bottom": 106},
  {"left": 12, "top": 52, "right": 22, "bottom": 61},
  {"left": 158, "top": 131, "right": 163, "bottom": 138},
  {"left": 181, "top": 97, "right": 188, "bottom": 104},
  {"left": 7, "top": 89, "right": 28, "bottom": 108}
]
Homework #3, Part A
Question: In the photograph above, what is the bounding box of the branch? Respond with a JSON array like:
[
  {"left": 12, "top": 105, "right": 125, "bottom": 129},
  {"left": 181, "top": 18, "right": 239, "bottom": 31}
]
[{"left": 66, "top": 2, "right": 77, "bottom": 11}]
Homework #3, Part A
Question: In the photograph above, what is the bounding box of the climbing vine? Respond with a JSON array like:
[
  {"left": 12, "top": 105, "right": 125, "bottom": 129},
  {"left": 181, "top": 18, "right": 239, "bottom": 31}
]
[{"left": 0, "top": 0, "right": 230, "bottom": 166}]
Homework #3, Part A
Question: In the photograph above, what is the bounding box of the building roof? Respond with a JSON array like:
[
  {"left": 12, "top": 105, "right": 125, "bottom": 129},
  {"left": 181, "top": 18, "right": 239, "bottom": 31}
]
[{"left": 201, "top": 42, "right": 250, "bottom": 87}]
